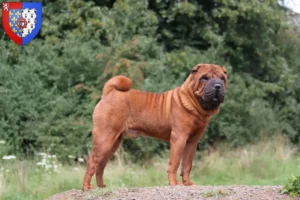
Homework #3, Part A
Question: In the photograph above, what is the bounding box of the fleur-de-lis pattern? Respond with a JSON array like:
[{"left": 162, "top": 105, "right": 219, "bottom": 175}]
[
  {"left": 8, "top": 8, "right": 37, "bottom": 38},
  {"left": 9, "top": 9, "right": 23, "bottom": 37}
]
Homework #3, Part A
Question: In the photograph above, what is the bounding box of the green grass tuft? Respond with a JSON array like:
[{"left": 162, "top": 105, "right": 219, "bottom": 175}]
[
  {"left": 281, "top": 175, "right": 300, "bottom": 197},
  {"left": 281, "top": 157, "right": 300, "bottom": 197}
]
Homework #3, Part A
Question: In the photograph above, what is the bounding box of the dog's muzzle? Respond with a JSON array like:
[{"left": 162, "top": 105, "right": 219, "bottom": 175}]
[{"left": 198, "top": 78, "right": 225, "bottom": 110}]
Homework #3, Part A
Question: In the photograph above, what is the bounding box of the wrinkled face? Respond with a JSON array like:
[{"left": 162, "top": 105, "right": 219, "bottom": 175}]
[{"left": 191, "top": 64, "right": 228, "bottom": 110}]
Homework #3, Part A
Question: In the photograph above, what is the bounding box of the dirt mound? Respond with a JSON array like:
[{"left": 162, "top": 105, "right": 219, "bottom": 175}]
[{"left": 47, "top": 185, "right": 298, "bottom": 200}]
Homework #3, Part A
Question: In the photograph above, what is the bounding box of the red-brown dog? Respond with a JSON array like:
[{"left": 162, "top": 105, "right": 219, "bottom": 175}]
[{"left": 82, "top": 64, "right": 228, "bottom": 191}]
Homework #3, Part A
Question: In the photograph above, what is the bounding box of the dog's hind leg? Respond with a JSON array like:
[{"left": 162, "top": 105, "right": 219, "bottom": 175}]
[
  {"left": 95, "top": 135, "right": 122, "bottom": 188},
  {"left": 82, "top": 128, "right": 121, "bottom": 191}
]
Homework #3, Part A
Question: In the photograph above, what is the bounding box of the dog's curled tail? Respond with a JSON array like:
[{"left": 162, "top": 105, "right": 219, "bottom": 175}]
[{"left": 102, "top": 75, "right": 132, "bottom": 96}]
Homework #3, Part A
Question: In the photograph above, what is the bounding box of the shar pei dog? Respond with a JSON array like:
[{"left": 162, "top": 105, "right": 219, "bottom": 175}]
[{"left": 82, "top": 64, "right": 228, "bottom": 191}]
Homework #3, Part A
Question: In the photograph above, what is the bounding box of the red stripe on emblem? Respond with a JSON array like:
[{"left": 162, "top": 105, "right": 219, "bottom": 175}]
[
  {"left": 6, "top": 2, "right": 22, "bottom": 9},
  {"left": 2, "top": 2, "right": 22, "bottom": 46}
]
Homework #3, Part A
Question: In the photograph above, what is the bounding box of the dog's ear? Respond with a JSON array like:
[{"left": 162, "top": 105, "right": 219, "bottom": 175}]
[
  {"left": 221, "top": 66, "right": 227, "bottom": 76},
  {"left": 191, "top": 64, "right": 202, "bottom": 73},
  {"left": 190, "top": 64, "right": 203, "bottom": 81}
]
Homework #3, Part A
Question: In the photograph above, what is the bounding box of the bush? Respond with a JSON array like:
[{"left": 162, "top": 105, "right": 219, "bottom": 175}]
[
  {"left": 281, "top": 157, "right": 300, "bottom": 197},
  {"left": 282, "top": 176, "right": 300, "bottom": 197}
]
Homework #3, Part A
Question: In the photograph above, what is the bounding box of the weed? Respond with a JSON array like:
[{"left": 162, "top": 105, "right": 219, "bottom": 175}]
[{"left": 281, "top": 157, "right": 300, "bottom": 197}]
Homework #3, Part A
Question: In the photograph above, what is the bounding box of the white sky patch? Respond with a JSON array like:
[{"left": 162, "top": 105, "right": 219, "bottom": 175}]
[{"left": 283, "top": 0, "right": 300, "bottom": 13}]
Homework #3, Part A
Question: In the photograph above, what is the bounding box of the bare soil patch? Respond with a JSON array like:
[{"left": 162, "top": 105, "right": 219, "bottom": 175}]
[{"left": 47, "top": 185, "right": 299, "bottom": 200}]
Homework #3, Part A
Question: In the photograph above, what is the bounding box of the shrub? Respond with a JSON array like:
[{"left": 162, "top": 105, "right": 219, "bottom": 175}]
[
  {"left": 281, "top": 157, "right": 300, "bottom": 197},
  {"left": 282, "top": 175, "right": 300, "bottom": 197}
]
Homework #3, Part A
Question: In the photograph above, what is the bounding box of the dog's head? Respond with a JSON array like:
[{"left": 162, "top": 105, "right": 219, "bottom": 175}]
[{"left": 188, "top": 64, "right": 228, "bottom": 111}]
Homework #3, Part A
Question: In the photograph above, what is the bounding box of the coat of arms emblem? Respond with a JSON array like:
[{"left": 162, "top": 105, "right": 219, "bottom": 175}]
[{"left": 2, "top": 2, "right": 42, "bottom": 46}]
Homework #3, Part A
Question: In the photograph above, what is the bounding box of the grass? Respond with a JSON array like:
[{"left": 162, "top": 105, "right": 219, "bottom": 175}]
[{"left": 0, "top": 135, "right": 299, "bottom": 200}]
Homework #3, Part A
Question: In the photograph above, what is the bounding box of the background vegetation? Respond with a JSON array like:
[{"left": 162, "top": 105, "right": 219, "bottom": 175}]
[
  {"left": 0, "top": 0, "right": 300, "bottom": 196},
  {"left": 1, "top": 136, "right": 299, "bottom": 200},
  {"left": 1, "top": 0, "right": 299, "bottom": 161}
]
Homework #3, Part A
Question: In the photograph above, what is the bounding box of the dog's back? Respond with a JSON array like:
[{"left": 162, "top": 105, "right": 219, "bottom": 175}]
[{"left": 95, "top": 75, "right": 175, "bottom": 141}]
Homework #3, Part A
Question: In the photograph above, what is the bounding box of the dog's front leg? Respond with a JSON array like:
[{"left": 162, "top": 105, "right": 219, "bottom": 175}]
[
  {"left": 180, "top": 134, "right": 202, "bottom": 186},
  {"left": 168, "top": 131, "right": 188, "bottom": 186}
]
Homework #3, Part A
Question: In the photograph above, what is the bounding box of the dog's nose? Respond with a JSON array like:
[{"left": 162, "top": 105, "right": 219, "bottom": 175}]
[{"left": 214, "top": 83, "right": 221, "bottom": 90}]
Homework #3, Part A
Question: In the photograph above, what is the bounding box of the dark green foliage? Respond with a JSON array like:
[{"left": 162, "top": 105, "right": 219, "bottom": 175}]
[
  {"left": 282, "top": 174, "right": 300, "bottom": 197},
  {"left": 281, "top": 157, "right": 300, "bottom": 197},
  {"left": 0, "top": 0, "right": 299, "bottom": 162}
]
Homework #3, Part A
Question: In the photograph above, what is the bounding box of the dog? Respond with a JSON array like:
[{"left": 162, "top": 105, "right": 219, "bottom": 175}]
[{"left": 82, "top": 64, "right": 228, "bottom": 191}]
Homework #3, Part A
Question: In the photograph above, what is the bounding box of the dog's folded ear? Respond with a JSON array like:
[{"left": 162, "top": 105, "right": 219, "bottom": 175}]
[
  {"left": 190, "top": 64, "right": 203, "bottom": 81},
  {"left": 191, "top": 64, "right": 203, "bottom": 73}
]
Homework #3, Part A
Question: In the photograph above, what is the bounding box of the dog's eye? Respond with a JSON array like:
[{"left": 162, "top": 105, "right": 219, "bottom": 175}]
[
  {"left": 200, "top": 76, "right": 209, "bottom": 82},
  {"left": 221, "top": 76, "right": 226, "bottom": 81}
]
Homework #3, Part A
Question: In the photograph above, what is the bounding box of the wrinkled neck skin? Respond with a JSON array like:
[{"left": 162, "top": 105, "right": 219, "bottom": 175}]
[{"left": 179, "top": 75, "right": 220, "bottom": 119}]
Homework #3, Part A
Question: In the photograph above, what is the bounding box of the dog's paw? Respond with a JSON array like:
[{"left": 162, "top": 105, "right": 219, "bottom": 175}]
[
  {"left": 82, "top": 184, "right": 94, "bottom": 191},
  {"left": 183, "top": 181, "right": 194, "bottom": 186},
  {"left": 97, "top": 184, "right": 107, "bottom": 188},
  {"left": 169, "top": 180, "right": 182, "bottom": 186}
]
